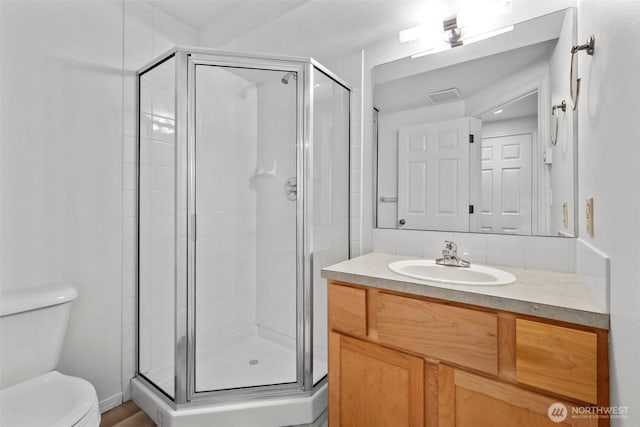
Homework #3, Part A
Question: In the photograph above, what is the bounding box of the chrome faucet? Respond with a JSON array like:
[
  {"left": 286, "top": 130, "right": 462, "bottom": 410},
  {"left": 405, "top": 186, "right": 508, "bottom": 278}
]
[{"left": 436, "top": 241, "right": 471, "bottom": 268}]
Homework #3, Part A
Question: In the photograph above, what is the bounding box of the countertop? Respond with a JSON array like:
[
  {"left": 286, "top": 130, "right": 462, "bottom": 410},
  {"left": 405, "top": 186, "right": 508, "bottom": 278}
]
[{"left": 321, "top": 252, "right": 609, "bottom": 329}]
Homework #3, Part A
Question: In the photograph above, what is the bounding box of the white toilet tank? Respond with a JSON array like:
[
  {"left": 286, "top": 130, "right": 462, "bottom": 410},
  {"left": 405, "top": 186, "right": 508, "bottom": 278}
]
[{"left": 0, "top": 284, "right": 78, "bottom": 389}]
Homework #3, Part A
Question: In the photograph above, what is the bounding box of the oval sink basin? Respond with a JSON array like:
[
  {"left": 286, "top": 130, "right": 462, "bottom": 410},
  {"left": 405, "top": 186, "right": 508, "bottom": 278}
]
[{"left": 388, "top": 259, "right": 516, "bottom": 286}]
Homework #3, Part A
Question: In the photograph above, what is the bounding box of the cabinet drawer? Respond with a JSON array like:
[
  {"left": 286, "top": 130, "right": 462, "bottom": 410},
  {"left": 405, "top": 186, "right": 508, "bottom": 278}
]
[
  {"left": 516, "top": 319, "right": 598, "bottom": 403},
  {"left": 376, "top": 293, "right": 498, "bottom": 375},
  {"left": 328, "top": 283, "right": 367, "bottom": 336}
]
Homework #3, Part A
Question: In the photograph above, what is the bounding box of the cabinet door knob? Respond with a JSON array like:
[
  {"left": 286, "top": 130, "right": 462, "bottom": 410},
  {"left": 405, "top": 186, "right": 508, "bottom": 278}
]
[{"left": 399, "top": 219, "right": 406, "bottom": 226}]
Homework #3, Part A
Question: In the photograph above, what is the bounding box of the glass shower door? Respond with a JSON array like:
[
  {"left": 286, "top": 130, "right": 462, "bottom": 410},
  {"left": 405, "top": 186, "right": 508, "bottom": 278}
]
[
  {"left": 192, "top": 64, "right": 299, "bottom": 392},
  {"left": 311, "top": 66, "right": 350, "bottom": 386}
]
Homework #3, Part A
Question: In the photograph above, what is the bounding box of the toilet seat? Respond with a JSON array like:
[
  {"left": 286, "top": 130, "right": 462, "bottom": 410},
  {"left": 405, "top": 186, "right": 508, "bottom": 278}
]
[{"left": 0, "top": 370, "right": 100, "bottom": 427}]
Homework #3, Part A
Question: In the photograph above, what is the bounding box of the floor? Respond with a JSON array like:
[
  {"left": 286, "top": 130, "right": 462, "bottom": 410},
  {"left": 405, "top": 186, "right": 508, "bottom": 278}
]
[{"left": 99, "top": 401, "right": 155, "bottom": 427}]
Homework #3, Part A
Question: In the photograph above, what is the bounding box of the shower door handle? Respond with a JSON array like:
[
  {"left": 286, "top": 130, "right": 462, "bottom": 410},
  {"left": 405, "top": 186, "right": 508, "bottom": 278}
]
[{"left": 284, "top": 177, "right": 297, "bottom": 201}]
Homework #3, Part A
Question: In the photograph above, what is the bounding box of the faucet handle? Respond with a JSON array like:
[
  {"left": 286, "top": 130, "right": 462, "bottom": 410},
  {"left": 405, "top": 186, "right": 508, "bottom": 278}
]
[{"left": 444, "top": 240, "right": 457, "bottom": 251}]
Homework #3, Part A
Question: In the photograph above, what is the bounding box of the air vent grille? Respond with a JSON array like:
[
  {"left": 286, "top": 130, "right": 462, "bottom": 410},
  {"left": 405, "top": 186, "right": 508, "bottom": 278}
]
[{"left": 427, "top": 88, "right": 461, "bottom": 104}]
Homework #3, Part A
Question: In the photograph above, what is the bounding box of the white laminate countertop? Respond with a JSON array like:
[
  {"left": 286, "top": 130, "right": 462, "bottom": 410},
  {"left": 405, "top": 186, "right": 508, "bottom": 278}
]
[{"left": 321, "top": 252, "right": 609, "bottom": 329}]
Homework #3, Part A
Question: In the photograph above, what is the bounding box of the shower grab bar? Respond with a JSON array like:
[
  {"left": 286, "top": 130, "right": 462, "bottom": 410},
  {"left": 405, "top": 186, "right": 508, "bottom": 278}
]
[
  {"left": 551, "top": 100, "right": 566, "bottom": 146},
  {"left": 570, "top": 35, "right": 595, "bottom": 110},
  {"left": 379, "top": 196, "right": 398, "bottom": 203}
]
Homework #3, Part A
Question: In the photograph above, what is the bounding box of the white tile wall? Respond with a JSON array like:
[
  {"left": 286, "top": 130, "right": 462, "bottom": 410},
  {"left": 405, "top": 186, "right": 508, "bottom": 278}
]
[
  {"left": 194, "top": 66, "right": 258, "bottom": 352},
  {"left": 576, "top": 238, "right": 609, "bottom": 312},
  {"left": 372, "top": 228, "right": 398, "bottom": 255},
  {"left": 255, "top": 78, "right": 297, "bottom": 341},
  {"left": 396, "top": 230, "right": 424, "bottom": 258},
  {"left": 524, "top": 236, "right": 575, "bottom": 272},
  {"left": 451, "top": 233, "right": 487, "bottom": 264},
  {"left": 486, "top": 234, "right": 526, "bottom": 268},
  {"left": 373, "top": 229, "right": 576, "bottom": 273}
]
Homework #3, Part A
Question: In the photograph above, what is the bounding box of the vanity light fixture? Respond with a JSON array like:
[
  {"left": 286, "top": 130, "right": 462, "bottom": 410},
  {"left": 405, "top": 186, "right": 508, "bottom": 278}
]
[
  {"left": 402, "top": 0, "right": 513, "bottom": 59},
  {"left": 409, "top": 23, "right": 514, "bottom": 59}
]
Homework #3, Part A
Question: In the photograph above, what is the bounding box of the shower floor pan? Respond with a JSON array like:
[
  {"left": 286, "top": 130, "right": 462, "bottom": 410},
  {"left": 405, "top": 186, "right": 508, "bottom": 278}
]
[{"left": 133, "top": 328, "right": 327, "bottom": 427}]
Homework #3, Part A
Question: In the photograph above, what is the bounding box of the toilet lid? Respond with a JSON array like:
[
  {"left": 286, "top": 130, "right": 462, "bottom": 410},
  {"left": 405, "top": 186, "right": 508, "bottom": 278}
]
[{"left": 0, "top": 371, "right": 99, "bottom": 427}]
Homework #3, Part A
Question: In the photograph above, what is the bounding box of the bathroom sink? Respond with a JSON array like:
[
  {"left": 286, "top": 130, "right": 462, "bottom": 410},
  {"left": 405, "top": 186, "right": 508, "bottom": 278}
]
[{"left": 388, "top": 259, "right": 516, "bottom": 286}]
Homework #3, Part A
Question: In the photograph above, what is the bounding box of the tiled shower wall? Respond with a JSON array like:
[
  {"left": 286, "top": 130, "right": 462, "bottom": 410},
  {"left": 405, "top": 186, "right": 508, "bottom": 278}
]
[
  {"left": 121, "top": 0, "right": 197, "bottom": 401},
  {"left": 255, "top": 79, "right": 298, "bottom": 342},
  {"left": 194, "top": 68, "right": 259, "bottom": 351}
]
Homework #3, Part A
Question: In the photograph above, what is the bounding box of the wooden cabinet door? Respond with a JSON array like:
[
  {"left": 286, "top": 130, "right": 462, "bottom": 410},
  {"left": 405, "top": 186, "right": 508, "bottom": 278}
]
[
  {"left": 329, "top": 332, "right": 424, "bottom": 427},
  {"left": 439, "top": 366, "right": 598, "bottom": 427}
]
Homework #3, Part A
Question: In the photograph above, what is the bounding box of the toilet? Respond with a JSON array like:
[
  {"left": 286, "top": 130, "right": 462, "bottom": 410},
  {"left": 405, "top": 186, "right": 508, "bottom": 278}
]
[{"left": 0, "top": 284, "right": 101, "bottom": 426}]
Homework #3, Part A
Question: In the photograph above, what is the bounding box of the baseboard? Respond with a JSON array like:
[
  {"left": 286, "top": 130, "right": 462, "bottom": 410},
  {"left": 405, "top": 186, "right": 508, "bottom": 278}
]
[{"left": 100, "top": 392, "right": 123, "bottom": 414}]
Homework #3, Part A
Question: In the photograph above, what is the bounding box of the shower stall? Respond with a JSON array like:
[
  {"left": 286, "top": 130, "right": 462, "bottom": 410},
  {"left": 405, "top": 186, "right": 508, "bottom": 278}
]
[{"left": 132, "top": 48, "right": 350, "bottom": 426}]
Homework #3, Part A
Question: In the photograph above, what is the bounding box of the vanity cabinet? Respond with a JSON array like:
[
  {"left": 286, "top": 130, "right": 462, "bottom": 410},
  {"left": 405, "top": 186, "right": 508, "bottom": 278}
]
[{"left": 327, "top": 280, "right": 608, "bottom": 427}]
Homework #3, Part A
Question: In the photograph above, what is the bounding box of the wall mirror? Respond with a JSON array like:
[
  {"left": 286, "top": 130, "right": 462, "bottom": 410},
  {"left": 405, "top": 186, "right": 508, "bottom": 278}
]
[{"left": 373, "top": 8, "right": 577, "bottom": 237}]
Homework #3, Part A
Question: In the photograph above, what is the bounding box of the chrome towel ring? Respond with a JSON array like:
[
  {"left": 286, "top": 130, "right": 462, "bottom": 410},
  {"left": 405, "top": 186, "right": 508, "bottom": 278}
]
[
  {"left": 570, "top": 35, "right": 595, "bottom": 110},
  {"left": 552, "top": 100, "right": 567, "bottom": 146}
]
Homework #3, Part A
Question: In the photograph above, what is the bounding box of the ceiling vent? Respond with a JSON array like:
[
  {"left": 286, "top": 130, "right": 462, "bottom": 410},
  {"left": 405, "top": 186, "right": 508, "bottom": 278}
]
[{"left": 427, "top": 88, "right": 462, "bottom": 104}]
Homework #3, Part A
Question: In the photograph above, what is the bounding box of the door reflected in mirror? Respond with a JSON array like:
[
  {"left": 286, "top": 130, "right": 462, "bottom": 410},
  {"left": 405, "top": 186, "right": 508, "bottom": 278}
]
[{"left": 374, "top": 8, "right": 576, "bottom": 237}]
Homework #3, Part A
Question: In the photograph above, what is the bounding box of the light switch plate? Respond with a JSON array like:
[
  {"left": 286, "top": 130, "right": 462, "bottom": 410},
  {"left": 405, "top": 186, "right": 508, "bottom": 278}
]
[{"left": 586, "top": 197, "right": 594, "bottom": 237}]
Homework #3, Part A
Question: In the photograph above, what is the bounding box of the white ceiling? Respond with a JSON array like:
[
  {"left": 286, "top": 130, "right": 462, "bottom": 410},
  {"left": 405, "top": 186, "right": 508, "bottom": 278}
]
[
  {"left": 151, "top": 0, "right": 476, "bottom": 59},
  {"left": 152, "top": 0, "right": 247, "bottom": 28}
]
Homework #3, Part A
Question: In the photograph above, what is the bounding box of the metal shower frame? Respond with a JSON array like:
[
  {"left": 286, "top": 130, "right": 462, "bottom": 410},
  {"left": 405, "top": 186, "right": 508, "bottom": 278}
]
[{"left": 135, "top": 47, "right": 351, "bottom": 408}]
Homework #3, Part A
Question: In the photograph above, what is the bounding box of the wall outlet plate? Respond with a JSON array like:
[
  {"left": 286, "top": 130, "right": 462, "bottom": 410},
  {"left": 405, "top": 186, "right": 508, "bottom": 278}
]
[{"left": 586, "top": 197, "right": 595, "bottom": 237}]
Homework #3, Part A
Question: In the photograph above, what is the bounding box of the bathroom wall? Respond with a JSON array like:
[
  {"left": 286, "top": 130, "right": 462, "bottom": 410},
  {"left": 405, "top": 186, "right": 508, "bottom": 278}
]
[
  {"left": 0, "top": 0, "right": 123, "bottom": 411},
  {"left": 576, "top": 1, "right": 640, "bottom": 425}
]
